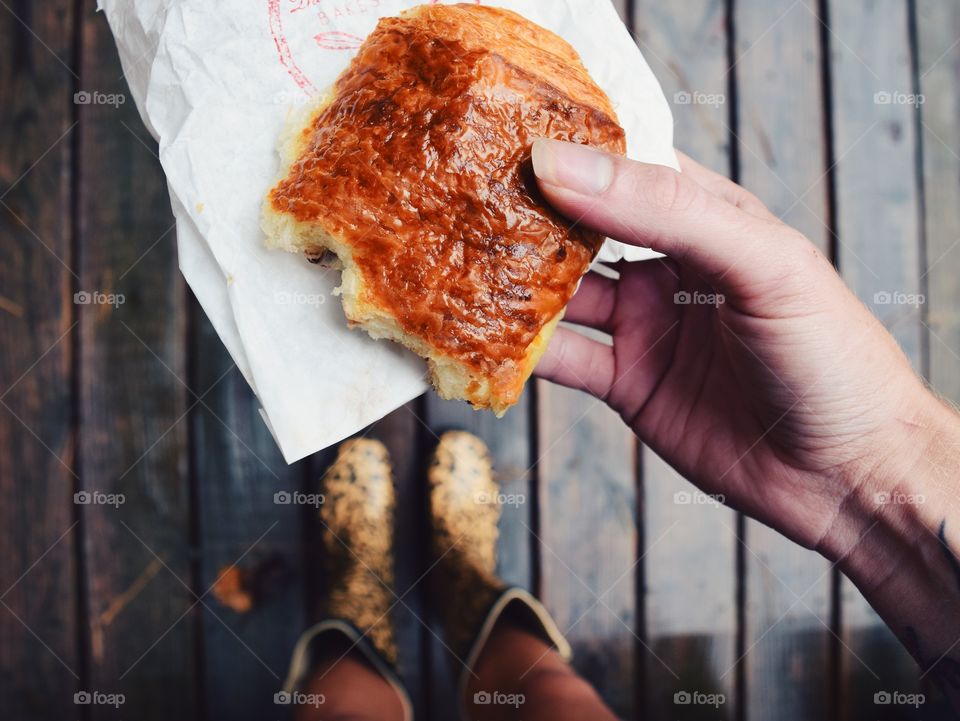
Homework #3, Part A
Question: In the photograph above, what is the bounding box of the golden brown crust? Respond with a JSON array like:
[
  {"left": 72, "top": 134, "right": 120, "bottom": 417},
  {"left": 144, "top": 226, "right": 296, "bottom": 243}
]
[{"left": 267, "top": 4, "right": 626, "bottom": 412}]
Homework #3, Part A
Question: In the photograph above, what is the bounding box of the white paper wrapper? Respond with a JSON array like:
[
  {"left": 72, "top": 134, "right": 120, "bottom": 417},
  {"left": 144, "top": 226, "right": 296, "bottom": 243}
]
[{"left": 99, "top": 0, "right": 677, "bottom": 463}]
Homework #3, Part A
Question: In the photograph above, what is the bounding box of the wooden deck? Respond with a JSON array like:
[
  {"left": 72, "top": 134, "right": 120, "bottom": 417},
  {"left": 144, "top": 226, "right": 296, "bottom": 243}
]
[{"left": 1, "top": 0, "right": 958, "bottom": 719}]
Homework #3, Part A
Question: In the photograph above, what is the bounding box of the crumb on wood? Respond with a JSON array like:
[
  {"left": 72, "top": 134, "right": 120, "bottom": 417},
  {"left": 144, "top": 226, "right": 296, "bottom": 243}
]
[{"left": 211, "top": 564, "right": 255, "bottom": 613}]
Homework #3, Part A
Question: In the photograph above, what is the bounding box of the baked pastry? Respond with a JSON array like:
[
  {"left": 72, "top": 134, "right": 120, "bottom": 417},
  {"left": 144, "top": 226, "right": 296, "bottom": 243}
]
[{"left": 263, "top": 3, "right": 626, "bottom": 415}]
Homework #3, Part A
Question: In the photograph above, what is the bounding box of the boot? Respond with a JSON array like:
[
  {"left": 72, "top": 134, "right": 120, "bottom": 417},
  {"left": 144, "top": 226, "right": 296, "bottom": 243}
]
[
  {"left": 429, "top": 431, "right": 571, "bottom": 715},
  {"left": 283, "top": 439, "right": 412, "bottom": 720}
]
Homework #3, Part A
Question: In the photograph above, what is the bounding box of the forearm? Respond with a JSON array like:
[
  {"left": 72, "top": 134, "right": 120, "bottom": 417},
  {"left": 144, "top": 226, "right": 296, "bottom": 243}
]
[{"left": 820, "top": 393, "right": 960, "bottom": 707}]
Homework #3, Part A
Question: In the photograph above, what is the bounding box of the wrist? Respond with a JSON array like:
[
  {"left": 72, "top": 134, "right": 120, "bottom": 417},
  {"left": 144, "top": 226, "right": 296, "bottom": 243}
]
[{"left": 817, "top": 389, "right": 960, "bottom": 590}]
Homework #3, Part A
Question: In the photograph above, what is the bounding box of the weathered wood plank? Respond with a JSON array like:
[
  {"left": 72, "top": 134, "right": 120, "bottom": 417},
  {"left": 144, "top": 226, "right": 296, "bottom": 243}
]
[
  {"left": 826, "top": 0, "right": 925, "bottom": 716},
  {"left": 0, "top": 1, "right": 80, "bottom": 718},
  {"left": 733, "top": 1, "right": 834, "bottom": 719},
  {"left": 531, "top": 3, "right": 639, "bottom": 713},
  {"left": 632, "top": 0, "right": 739, "bottom": 717},
  {"left": 918, "top": 0, "right": 960, "bottom": 405},
  {"left": 76, "top": 2, "right": 194, "bottom": 717},
  {"left": 192, "top": 306, "right": 307, "bottom": 720},
  {"left": 537, "top": 380, "right": 637, "bottom": 717},
  {"left": 916, "top": 2, "right": 960, "bottom": 716}
]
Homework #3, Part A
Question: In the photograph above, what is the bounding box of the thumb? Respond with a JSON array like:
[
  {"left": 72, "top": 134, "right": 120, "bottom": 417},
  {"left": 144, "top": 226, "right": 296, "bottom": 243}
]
[{"left": 531, "top": 138, "right": 806, "bottom": 294}]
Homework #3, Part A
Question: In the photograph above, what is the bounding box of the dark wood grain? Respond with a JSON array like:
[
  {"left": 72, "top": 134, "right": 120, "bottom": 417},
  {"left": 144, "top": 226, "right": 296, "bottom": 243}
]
[
  {"left": 0, "top": 1, "right": 80, "bottom": 718},
  {"left": 75, "top": 1, "right": 195, "bottom": 718},
  {"left": 918, "top": 0, "right": 960, "bottom": 404},
  {"left": 535, "top": 17, "right": 639, "bottom": 710},
  {"left": 732, "top": 2, "right": 834, "bottom": 719},
  {"left": 825, "top": 0, "right": 926, "bottom": 717},
  {"left": 528, "top": 10, "right": 640, "bottom": 719},
  {"left": 632, "top": 1, "right": 738, "bottom": 718},
  {"left": 191, "top": 304, "right": 307, "bottom": 720},
  {"left": 536, "top": 378, "right": 637, "bottom": 718},
  {"left": 916, "top": 2, "right": 960, "bottom": 716},
  {"left": 3, "top": 1, "right": 957, "bottom": 719}
]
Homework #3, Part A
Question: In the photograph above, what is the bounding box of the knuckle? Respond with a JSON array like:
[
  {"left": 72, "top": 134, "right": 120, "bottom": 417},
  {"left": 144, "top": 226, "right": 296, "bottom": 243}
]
[
  {"left": 637, "top": 164, "right": 699, "bottom": 214},
  {"left": 710, "top": 175, "right": 772, "bottom": 218},
  {"left": 586, "top": 351, "right": 613, "bottom": 401},
  {"left": 780, "top": 228, "right": 823, "bottom": 264},
  {"left": 742, "top": 189, "right": 764, "bottom": 207},
  {"left": 737, "top": 189, "right": 767, "bottom": 213},
  {"left": 763, "top": 227, "right": 833, "bottom": 293}
]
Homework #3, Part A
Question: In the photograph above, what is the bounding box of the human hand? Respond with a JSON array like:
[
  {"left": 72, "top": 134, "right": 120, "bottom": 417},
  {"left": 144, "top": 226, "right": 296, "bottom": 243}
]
[{"left": 531, "top": 139, "right": 941, "bottom": 551}]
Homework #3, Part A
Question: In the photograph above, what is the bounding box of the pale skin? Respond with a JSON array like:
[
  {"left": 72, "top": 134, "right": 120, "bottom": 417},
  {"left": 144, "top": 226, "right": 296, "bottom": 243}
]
[{"left": 298, "top": 139, "right": 960, "bottom": 719}]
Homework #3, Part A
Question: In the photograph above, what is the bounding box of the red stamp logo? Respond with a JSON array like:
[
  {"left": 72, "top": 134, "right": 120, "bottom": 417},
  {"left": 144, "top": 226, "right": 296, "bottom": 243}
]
[
  {"left": 268, "top": 0, "right": 481, "bottom": 92},
  {"left": 313, "top": 30, "right": 366, "bottom": 50}
]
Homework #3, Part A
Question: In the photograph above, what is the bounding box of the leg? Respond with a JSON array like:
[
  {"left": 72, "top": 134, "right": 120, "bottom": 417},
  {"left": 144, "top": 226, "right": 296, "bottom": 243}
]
[
  {"left": 294, "top": 636, "right": 406, "bottom": 721},
  {"left": 466, "top": 619, "right": 620, "bottom": 721},
  {"left": 289, "top": 440, "right": 411, "bottom": 721},
  {"left": 428, "top": 432, "right": 615, "bottom": 721}
]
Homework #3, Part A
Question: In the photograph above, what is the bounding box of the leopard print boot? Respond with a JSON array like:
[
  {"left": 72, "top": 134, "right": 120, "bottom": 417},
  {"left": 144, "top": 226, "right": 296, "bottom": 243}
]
[
  {"left": 282, "top": 439, "right": 412, "bottom": 719},
  {"left": 429, "top": 431, "right": 571, "bottom": 715}
]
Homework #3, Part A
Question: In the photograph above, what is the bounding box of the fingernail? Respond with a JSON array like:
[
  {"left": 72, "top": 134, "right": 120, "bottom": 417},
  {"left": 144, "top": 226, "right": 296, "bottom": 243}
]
[{"left": 531, "top": 138, "right": 615, "bottom": 196}]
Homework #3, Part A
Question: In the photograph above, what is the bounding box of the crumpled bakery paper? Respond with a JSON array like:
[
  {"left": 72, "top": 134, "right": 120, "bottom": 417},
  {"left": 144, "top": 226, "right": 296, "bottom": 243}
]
[{"left": 98, "top": 0, "right": 678, "bottom": 463}]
